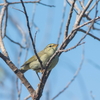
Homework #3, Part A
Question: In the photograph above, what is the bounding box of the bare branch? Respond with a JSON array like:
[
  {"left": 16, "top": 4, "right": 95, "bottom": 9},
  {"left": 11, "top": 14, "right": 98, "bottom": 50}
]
[
  {"left": 34, "top": 31, "right": 38, "bottom": 43},
  {"left": 38, "top": 2, "right": 55, "bottom": 7},
  {"left": 73, "top": 16, "right": 100, "bottom": 32},
  {"left": 3, "top": 6, "right": 8, "bottom": 37},
  {"left": 0, "top": 53, "right": 36, "bottom": 97},
  {"left": 66, "top": 0, "right": 80, "bottom": 14},
  {"left": 90, "top": 91, "right": 95, "bottom": 100},
  {"left": 1, "top": 0, "right": 100, "bottom": 100},
  {"left": 86, "top": 0, "right": 100, "bottom": 15},
  {"left": 49, "top": 3, "right": 97, "bottom": 100},
  {"left": 9, "top": 0, "right": 40, "bottom": 5},
  {"left": 0, "top": 0, "right": 55, "bottom": 7},
  {"left": 51, "top": 46, "right": 84, "bottom": 100},
  {"left": 0, "top": 5, "right": 9, "bottom": 57},
  {"left": 0, "top": 0, "right": 40, "bottom": 6},
  {"left": 59, "top": 19, "right": 96, "bottom": 54},
  {"left": 57, "top": 0, "right": 67, "bottom": 44},
  {"left": 20, "top": 0, "right": 43, "bottom": 69},
  {"left": 30, "top": 4, "right": 39, "bottom": 31},
  {"left": 58, "top": 0, "right": 93, "bottom": 56},
  {"left": 74, "top": 0, "right": 93, "bottom": 27},
  {"left": 79, "top": 29, "right": 100, "bottom": 41},
  {"left": 9, "top": 6, "right": 25, "bottom": 13},
  {"left": 5, "top": 35, "right": 26, "bottom": 49},
  {"left": 64, "top": 0, "right": 76, "bottom": 38},
  {"left": 59, "top": 42, "right": 85, "bottom": 52},
  {"left": 78, "top": 0, "right": 85, "bottom": 9},
  {"left": 16, "top": 47, "right": 23, "bottom": 100},
  {"left": 35, "top": 71, "right": 51, "bottom": 100}
]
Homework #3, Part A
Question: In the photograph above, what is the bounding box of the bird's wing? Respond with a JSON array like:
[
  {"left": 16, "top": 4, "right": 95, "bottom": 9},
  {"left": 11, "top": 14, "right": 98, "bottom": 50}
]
[{"left": 21, "top": 50, "right": 45, "bottom": 67}]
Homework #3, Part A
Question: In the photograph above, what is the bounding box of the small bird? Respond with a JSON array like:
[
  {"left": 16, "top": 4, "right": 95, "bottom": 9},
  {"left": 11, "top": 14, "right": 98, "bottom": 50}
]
[{"left": 20, "top": 43, "right": 59, "bottom": 79}]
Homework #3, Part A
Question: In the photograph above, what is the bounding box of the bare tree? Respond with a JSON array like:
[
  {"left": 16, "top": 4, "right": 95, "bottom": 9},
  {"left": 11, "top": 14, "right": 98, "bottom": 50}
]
[{"left": 0, "top": 0, "right": 100, "bottom": 100}]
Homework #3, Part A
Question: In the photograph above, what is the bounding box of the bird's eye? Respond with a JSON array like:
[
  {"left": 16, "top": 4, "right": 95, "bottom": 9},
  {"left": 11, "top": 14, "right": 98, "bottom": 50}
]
[{"left": 49, "top": 45, "right": 52, "bottom": 47}]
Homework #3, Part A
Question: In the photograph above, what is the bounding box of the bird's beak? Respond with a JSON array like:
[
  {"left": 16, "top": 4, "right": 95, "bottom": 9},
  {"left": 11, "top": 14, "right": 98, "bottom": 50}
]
[{"left": 53, "top": 44, "right": 58, "bottom": 47}]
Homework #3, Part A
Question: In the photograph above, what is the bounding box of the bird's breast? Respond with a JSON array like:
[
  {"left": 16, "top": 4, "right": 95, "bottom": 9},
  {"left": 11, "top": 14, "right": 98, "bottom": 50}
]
[{"left": 40, "top": 53, "right": 50, "bottom": 65}]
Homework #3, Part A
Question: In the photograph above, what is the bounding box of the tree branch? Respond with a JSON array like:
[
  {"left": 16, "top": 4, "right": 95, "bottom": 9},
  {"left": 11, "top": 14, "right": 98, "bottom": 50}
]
[
  {"left": 79, "top": 29, "right": 100, "bottom": 41},
  {"left": 0, "top": 52, "right": 36, "bottom": 98},
  {"left": 51, "top": 46, "right": 84, "bottom": 100},
  {"left": 64, "top": 0, "right": 76, "bottom": 38},
  {"left": 0, "top": 4, "right": 9, "bottom": 57},
  {"left": 20, "top": 0, "right": 43, "bottom": 69}
]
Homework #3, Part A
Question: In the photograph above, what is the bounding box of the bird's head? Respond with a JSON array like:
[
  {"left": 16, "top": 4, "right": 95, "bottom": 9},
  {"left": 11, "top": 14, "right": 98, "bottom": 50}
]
[{"left": 44, "top": 43, "right": 58, "bottom": 55}]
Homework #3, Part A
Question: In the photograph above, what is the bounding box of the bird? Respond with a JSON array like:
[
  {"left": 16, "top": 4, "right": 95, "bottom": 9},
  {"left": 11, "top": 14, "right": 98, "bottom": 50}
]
[{"left": 20, "top": 43, "right": 59, "bottom": 79}]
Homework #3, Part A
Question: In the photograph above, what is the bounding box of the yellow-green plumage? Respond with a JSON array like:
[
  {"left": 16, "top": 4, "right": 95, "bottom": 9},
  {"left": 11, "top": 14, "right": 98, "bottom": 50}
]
[{"left": 20, "top": 44, "right": 59, "bottom": 73}]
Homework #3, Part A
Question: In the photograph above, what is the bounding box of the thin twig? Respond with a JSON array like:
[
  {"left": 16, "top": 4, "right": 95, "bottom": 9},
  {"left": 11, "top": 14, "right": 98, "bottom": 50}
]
[
  {"left": 5, "top": 35, "right": 26, "bottom": 49},
  {"left": 59, "top": 17, "right": 97, "bottom": 53},
  {"left": 34, "top": 31, "right": 38, "bottom": 43},
  {"left": 51, "top": 45, "right": 85, "bottom": 100},
  {"left": 20, "top": 0, "right": 43, "bottom": 69},
  {"left": 86, "top": 0, "right": 100, "bottom": 15},
  {"left": 90, "top": 91, "right": 95, "bottom": 100},
  {"left": 78, "top": 0, "right": 85, "bottom": 9},
  {"left": 9, "top": 6, "right": 25, "bottom": 13},
  {"left": 0, "top": 0, "right": 55, "bottom": 8},
  {"left": 74, "top": 0, "right": 93, "bottom": 27},
  {"left": 59, "top": 42, "right": 85, "bottom": 52},
  {"left": 35, "top": 71, "right": 51, "bottom": 100},
  {"left": 58, "top": 0, "right": 93, "bottom": 56},
  {"left": 17, "top": 47, "right": 23, "bottom": 100},
  {"left": 8, "top": 15, "right": 27, "bottom": 37},
  {"left": 73, "top": 16, "right": 100, "bottom": 32},
  {"left": 30, "top": 3, "right": 39, "bottom": 31},
  {"left": 38, "top": 2, "right": 55, "bottom": 7},
  {"left": 79, "top": 29, "right": 100, "bottom": 41},
  {"left": 64, "top": 0, "right": 76, "bottom": 38},
  {"left": 8, "top": 0, "right": 40, "bottom": 5},
  {"left": 57, "top": 0, "right": 67, "bottom": 44},
  {"left": 74, "top": 12, "right": 98, "bottom": 52},
  {"left": 66, "top": 0, "right": 79, "bottom": 14},
  {"left": 57, "top": 0, "right": 94, "bottom": 56}
]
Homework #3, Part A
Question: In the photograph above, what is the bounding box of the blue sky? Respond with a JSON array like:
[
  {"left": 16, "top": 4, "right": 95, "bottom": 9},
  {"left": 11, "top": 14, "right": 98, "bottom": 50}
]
[{"left": 0, "top": 0, "right": 100, "bottom": 100}]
